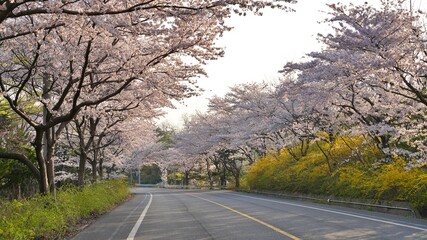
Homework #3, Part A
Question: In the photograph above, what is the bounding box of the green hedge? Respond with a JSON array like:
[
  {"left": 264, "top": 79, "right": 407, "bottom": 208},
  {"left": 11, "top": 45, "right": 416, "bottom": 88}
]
[{"left": 0, "top": 179, "right": 131, "bottom": 240}]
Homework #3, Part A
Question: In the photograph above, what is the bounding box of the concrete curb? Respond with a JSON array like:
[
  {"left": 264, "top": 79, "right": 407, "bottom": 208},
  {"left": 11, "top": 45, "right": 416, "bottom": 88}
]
[{"left": 235, "top": 189, "right": 421, "bottom": 218}]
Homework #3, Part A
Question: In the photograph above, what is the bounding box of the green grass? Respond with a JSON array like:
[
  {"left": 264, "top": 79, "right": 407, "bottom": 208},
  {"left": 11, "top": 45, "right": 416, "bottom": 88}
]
[{"left": 0, "top": 179, "right": 131, "bottom": 240}]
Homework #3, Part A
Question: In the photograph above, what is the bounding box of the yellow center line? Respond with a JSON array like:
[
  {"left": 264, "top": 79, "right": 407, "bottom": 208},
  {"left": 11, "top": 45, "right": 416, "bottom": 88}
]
[{"left": 188, "top": 194, "right": 301, "bottom": 240}]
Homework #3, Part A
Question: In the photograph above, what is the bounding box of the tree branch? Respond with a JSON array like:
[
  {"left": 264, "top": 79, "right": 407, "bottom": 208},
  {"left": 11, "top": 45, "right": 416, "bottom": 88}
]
[{"left": 0, "top": 152, "right": 41, "bottom": 179}]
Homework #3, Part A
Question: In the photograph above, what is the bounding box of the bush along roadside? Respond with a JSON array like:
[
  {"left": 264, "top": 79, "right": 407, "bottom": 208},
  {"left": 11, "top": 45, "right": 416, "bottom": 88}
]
[
  {"left": 243, "top": 136, "right": 427, "bottom": 218},
  {"left": 0, "top": 179, "right": 131, "bottom": 240}
]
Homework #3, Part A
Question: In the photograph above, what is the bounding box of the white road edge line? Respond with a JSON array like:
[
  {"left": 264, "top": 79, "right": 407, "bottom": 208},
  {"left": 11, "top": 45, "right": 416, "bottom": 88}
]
[
  {"left": 108, "top": 195, "right": 148, "bottom": 240},
  {"left": 230, "top": 193, "right": 427, "bottom": 231},
  {"left": 127, "top": 193, "right": 153, "bottom": 240}
]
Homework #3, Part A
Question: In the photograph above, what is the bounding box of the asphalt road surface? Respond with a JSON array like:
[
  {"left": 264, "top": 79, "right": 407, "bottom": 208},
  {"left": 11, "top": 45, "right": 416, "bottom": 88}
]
[{"left": 72, "top": 188, "right": 427, "bottom": 240}]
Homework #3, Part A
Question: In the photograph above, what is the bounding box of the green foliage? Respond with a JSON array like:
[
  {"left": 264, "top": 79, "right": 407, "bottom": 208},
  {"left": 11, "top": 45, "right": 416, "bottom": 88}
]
[
  {"left": 1, "top": 97, "right": 39, "bottom": 198},
  {"left": 245, "top": 135, "right": 427, "bottom": 215},
  {"left": 168, "top": 172, "right": 184, "bottom": 185},
  {"left": 0, "top": 179, "right": 130, "bottom": 240},
  {"left": 238, "top": 172, "right": 251, "bottom": 191},
  {"left": 0, "top": 157, "right": 39, "bottom": 199},
  {"left": 140, "top": 164, "right": 162, "bottom": 184}
]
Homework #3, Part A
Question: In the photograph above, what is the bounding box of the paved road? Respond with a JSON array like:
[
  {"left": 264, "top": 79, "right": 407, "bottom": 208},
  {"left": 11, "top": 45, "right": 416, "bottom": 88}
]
[{"left": 72, "top": 188, "right": 427, "bottom": 240}]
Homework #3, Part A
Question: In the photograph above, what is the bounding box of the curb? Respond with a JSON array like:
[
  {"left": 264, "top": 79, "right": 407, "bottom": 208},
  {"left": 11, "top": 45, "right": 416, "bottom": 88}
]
[{"left": 235, "top": 189, "right": 421, "bottom": 218}]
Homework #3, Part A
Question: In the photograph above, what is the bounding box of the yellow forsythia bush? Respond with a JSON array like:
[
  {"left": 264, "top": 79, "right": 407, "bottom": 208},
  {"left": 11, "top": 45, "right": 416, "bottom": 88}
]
[{"left": 244, "top": 136, "right": 427, "bottom": 216}]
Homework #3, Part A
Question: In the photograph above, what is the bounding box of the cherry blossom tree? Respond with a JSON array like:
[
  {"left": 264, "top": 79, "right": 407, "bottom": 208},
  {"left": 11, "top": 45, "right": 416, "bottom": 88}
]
[
  {"left": 62, "top": 85, "right": 163, "bottom": 185},
  {"left": 0, "top": 0, "right": 294, "bottom": 193},
  {"left": 173, "top": 94, "right": 283, "bottom": 188},
  {"left": 208, "top": 81, "right": 319, "bottom": 160},
  {"left": 281, "top": 1, "right": 427, "bottom": 164},
  {"left": 171, "top": 112, "right": 224, "bottom": 186}
]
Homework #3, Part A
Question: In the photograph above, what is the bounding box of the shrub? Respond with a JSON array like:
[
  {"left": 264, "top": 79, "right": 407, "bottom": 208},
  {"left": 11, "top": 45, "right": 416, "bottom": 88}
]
[
  {"left": 244, "top": 136, "right": 427, "bottom": 216},
  {"left": 0, "top": 179, "right": 130, "bottom": 240}
]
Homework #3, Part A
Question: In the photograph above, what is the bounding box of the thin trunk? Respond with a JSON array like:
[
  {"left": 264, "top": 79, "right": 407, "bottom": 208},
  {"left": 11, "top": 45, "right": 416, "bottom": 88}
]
[
  {"left": 93, "top": 130, "right": 104, "bottom": 180},
  {"left": 17, "top": 184, "right": 21, "bottom": 200},
  {"left": 42, "top": 73, "right": 56, "bottom": 195},
  {"left": 301, "top": 139, "right": 310, "bottom": 156},
  {"left": 315, "top": 141, "right": 333, "bottom": 174},
  {"left": 89, "top": 118, "right": 99, "bottom": 182},
  {"left": 286, "top": 147, "right": 299, "bottom": 161},
  {"left": 93, "top": 148, "right": 101, "bottom": 181},
  {"left": 45, "top": 127, "right": 56, "bottom": 195},
  {"left": 220, "top": 163, "right": 227, "bottom": 187},
  {"left": 97, "top": 148, "right": 104, "bottom": 180},
  {"left": 98, "top": 159, "right": 104, "bottom": 180},
  {"left": 340, "top": 136, "right": 367, "bottom": 167},
  {"left": 205, "top": 159, "right": 213, "bottom": 189},
  {"left": 35, "top": 130, "right": 49, "bottom": 193},
  {"left": 91, "top": 161, "right": 97, "bottom": 182}
]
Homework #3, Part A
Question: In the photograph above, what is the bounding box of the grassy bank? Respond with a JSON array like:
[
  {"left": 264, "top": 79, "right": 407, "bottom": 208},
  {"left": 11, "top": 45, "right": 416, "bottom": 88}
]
[
  {"left": 243, "top": 135, "right": 427, "bottom": 216},
  {"left": 0, "top": 179, "right": 131, "bottom": 240}
]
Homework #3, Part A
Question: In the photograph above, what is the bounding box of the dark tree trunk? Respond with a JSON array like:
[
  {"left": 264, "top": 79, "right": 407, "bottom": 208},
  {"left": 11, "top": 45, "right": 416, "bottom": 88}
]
[
  {"left": 34, "top": 130, "right": 49, "bottom": 193},
  {"left": 205, "top": 159, "right": 213, "bottom": 189},
  {"left": 91, "top": 161, "right": 97, "bottom": 182},
  {"left": 234, "top": 175, "right": 240, "bottom": 188},
  {"left": 77, "top": 152, "right": 87, "bottom": 186},
  {"left": 184, "top": 171, "right": 190, "bottom": 185}
]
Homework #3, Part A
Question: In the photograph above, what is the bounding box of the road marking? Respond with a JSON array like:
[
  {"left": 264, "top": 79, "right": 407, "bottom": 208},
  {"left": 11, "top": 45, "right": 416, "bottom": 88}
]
[
  {"left": 230, "top": 193, "right": 427, "bottom": 231},
  {"left": 108, "top": 195, "right": 148, "bottom": 240},
  {"left": 127, "top": 193, "right": 153, "bottom": 240},
  {"left": 189, "top": 194, "right": 301, "bottom": 240}
]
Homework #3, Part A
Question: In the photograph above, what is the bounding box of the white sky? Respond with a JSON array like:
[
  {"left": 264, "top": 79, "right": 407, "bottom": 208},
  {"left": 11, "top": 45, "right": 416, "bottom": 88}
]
[{"left": 157, "top": 0, "right": 421, "bottom": 129}]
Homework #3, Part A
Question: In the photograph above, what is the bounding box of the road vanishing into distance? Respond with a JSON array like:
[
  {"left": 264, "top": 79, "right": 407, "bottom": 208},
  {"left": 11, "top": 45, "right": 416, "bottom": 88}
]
[{"left": 72, "top": 188, "right": 427, "bottom": 240}]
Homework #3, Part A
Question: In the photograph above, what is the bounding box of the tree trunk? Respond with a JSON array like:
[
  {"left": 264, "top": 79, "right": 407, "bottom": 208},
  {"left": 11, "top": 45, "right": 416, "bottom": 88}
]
[
  {"left": 45, "top": 127, "right": 56, "bottom": 195},
  {"left": 220, "top": 169, "right": 227, "bottom": 188},
  {"left": 98, "top": 156, "right": 104, "bottom": 180},
  {"left": 184, "top": 171, "right": 190, "bottom": 185},
  {"left": 301, "top": 139, "right": 310, "bottom": 157},
  {"left": 220, "top": 176, "right": 226, "bottom": 187},
  {"left": 93, "top": 146, "right": 102, "bottom": 180},
  {"left": 341, "top": 136, "right": 367, "bottom": 167},
  {"left": 234, "top": 174, "right": 240, "bottom": 189},
  {"left": 286, "top": 147, "right": 299, "bottom": 161},
  {"left": 315, "top": 141, "right": 333, "bottom": 174},
  {"left": 42, "top": 73, "right": 56, "bottom": 195},
  {"left": 91, "top": 161, "right": 97, "bottom": 183},
  {"left": 34, "top": 130, "right": 50, "bottom": 194},
  {"left": 205, "top": 159, "right": 213, "bottom": 189},
  {"left": 75, "top": 117, "right": 96, "bottom": 186},
  {"left": 0, "top": 150, "right": 48, "bottom": 194},
  {"left": 77, "top": 152, "right": 87, "bottom": 186}
]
